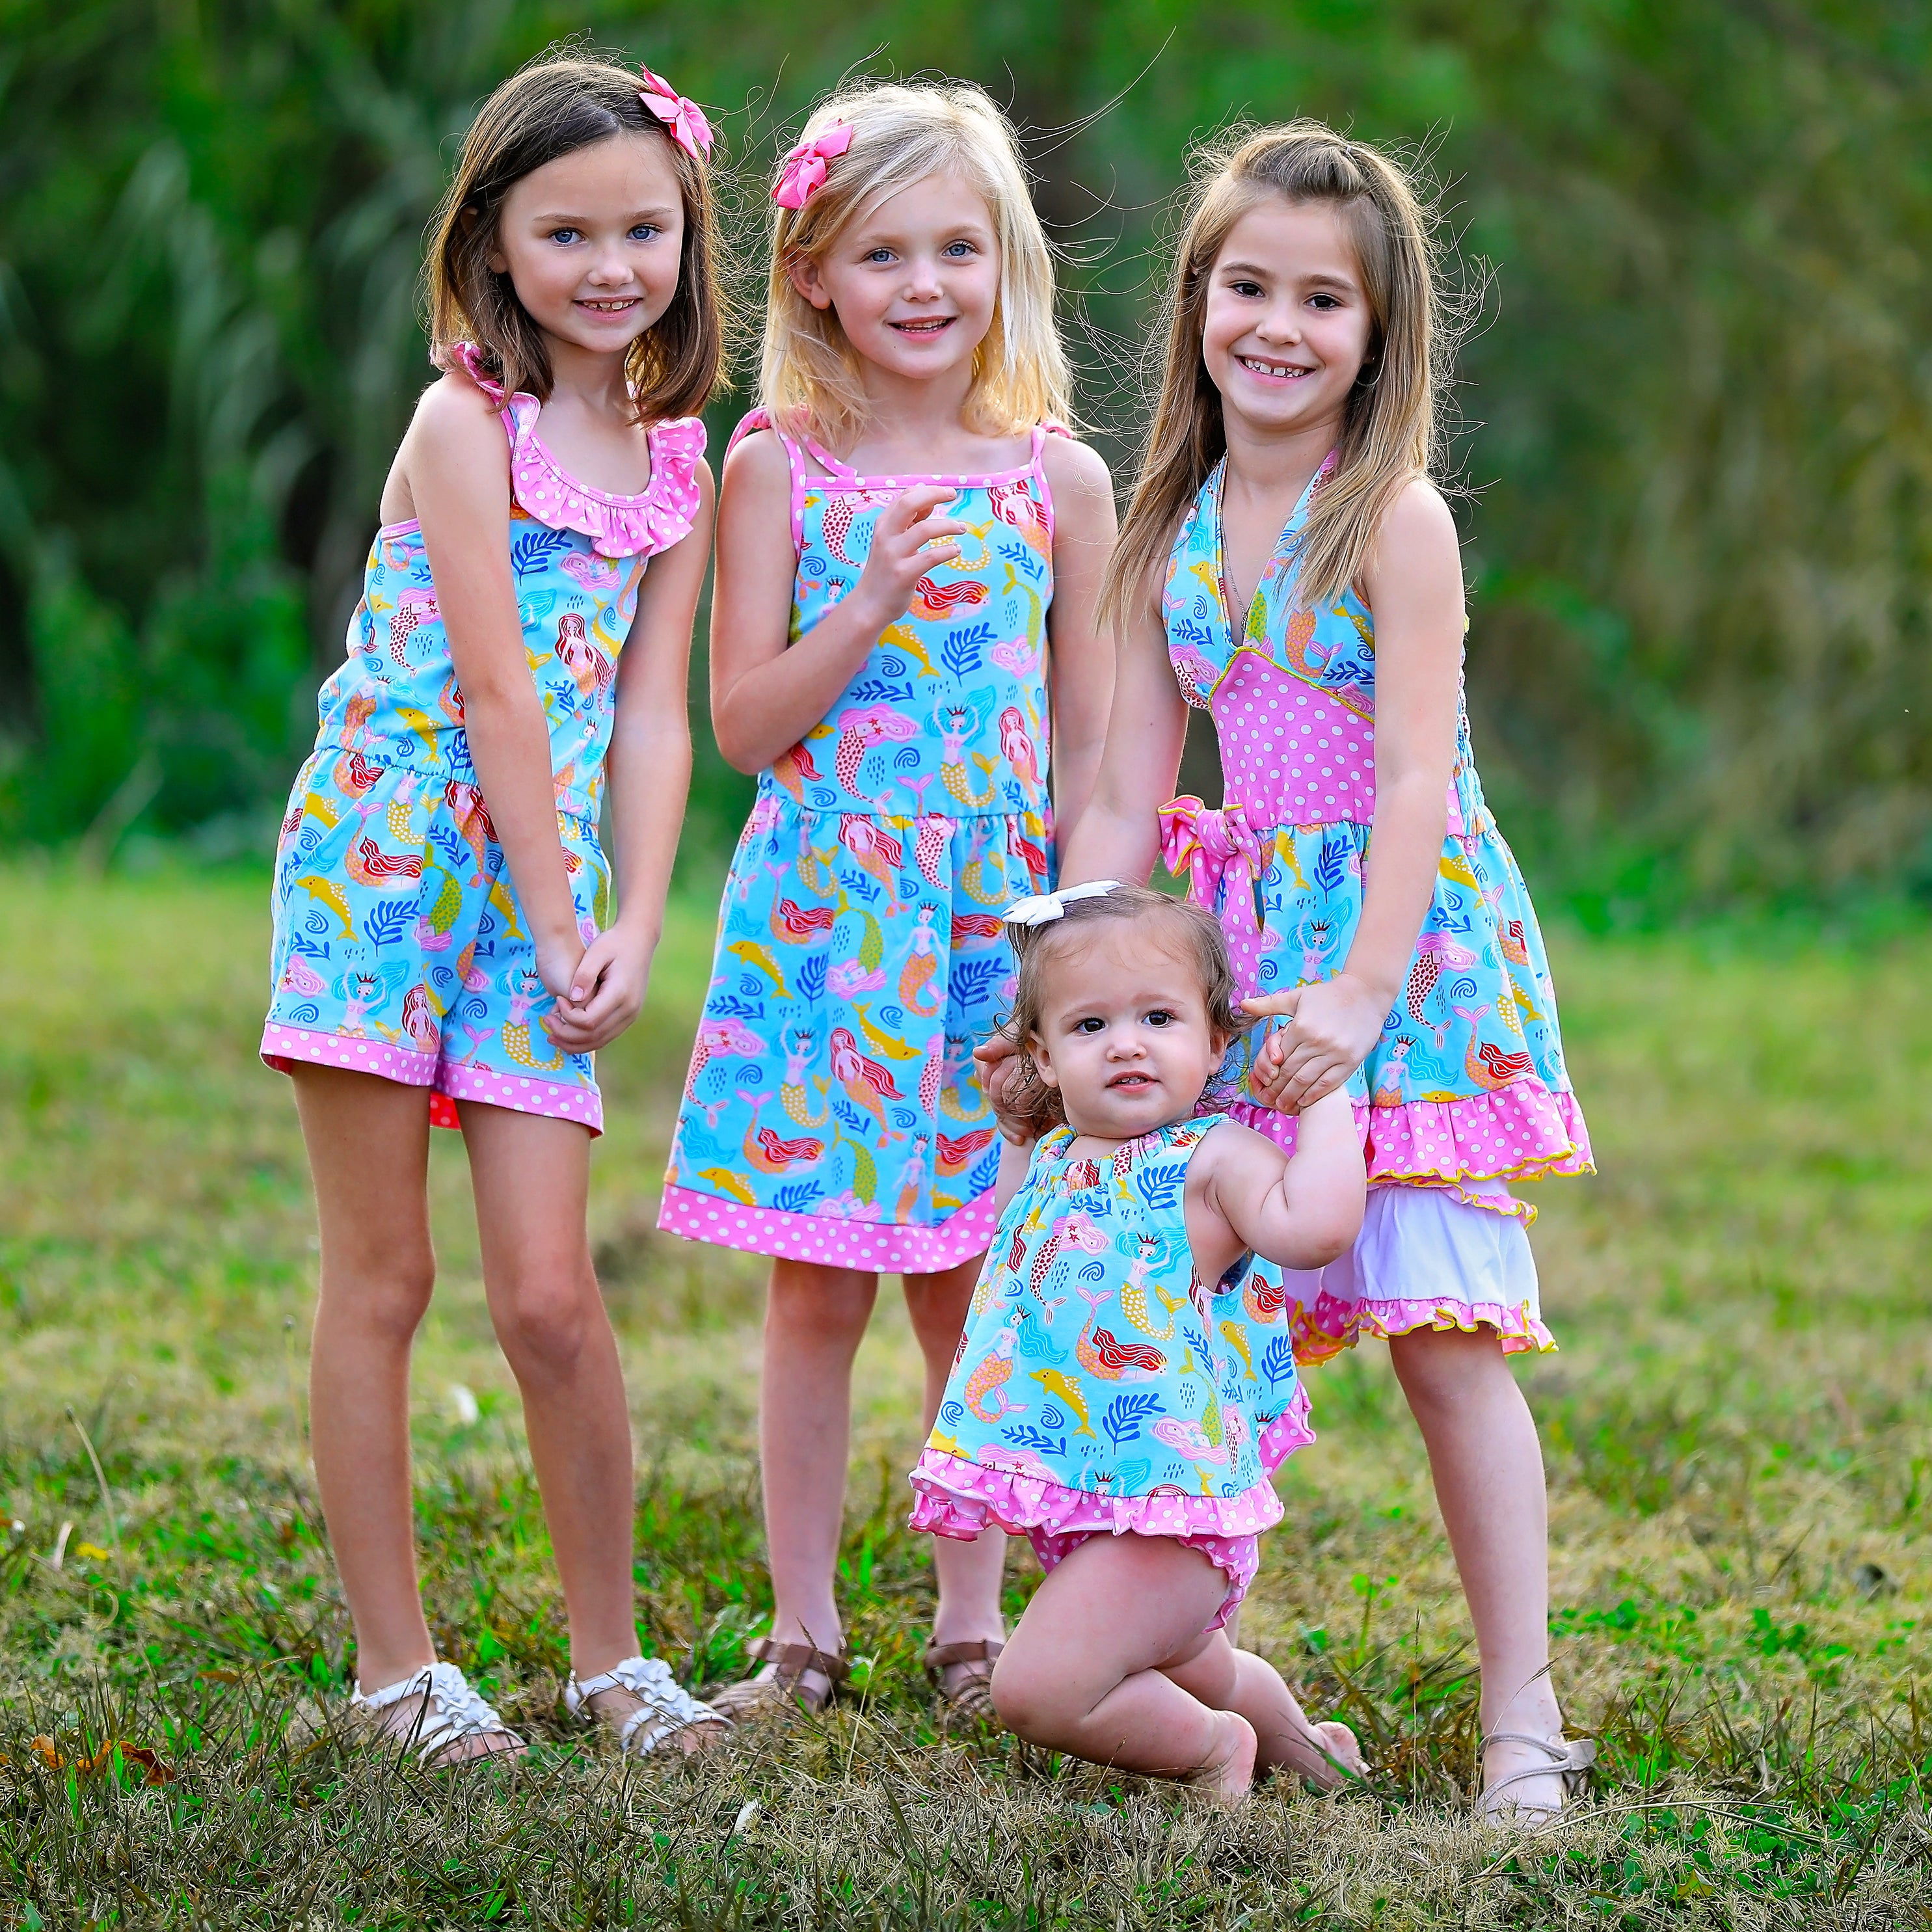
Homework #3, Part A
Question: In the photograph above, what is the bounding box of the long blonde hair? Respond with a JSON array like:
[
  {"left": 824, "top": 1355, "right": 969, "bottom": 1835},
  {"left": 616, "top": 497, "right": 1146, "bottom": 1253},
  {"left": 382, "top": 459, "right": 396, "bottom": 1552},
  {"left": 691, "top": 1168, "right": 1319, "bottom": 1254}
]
[
  {"left": 1103, "top": 122, "right": 1456, "bottom": 628},
  {"left": 760, "top": 81, "right": 1071, "bottom": 449}
]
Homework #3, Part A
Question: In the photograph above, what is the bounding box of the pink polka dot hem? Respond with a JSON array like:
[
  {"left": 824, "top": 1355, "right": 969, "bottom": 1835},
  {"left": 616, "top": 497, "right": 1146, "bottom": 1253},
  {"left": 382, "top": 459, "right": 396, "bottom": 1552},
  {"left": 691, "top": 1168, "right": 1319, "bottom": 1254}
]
[
  {"left": 907, "top": 1382, "right": 1314, "bottom": 1629},
  {"left": 1233, "top": 1084, "right": 1594, "bottom": 1216},
  {"left": 656, "top": 1179, "right": 998, "bottom": 1274},
  {"left": 260, "top": 1022, "right": 602, "bottom": 1134}
]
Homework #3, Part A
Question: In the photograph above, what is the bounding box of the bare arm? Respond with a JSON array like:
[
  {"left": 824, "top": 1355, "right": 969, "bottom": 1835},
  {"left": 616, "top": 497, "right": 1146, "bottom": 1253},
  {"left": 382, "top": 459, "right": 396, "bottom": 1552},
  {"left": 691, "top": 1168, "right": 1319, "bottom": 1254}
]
[
  {"left": 544, "top": 463, "right": 713, "bottom": 1055},
  {"left": 709, "top": 432, "right": 973, "bottom": 774},
  {"left": 1056, "top": 556, "right": 1189, "bottom": 887},
  {"left": 1250, "top": 480, "right": 1465, "bottom": 1108},
  {"left": 1038, "top": 436, "right": 1118, "bottom": 857},
  {"left": 406, "top": 375, "right": 585, "bottom": 1002},
  {"left": 1185, "top": 1089, "right": 1365, "bottom": 1276}
]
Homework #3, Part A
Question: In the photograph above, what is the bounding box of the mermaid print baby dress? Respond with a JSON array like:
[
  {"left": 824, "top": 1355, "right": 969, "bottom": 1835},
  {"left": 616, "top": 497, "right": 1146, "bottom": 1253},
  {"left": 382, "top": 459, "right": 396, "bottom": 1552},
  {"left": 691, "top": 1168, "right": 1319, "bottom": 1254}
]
[
  {"left": 262, "top": 343, "right": 706, "bottom": 1132},
  {"left": 909, "top": 1118, "right": 1315, "bottom": 1628},
  {"left": 658, "top": 415, "right": 1062, "bottom": 1272},
  {"left": 1159, "top": 456, "right": 1593, "bottom": 1358}
]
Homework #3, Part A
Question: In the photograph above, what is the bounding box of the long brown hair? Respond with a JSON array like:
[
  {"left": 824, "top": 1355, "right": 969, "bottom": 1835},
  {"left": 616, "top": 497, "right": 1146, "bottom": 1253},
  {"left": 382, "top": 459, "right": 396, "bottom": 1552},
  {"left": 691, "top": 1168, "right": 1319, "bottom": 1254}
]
[
  {"left": 1102, "top": 122, "right": 1458, "bottom": 630},
  {"left": 425, "top": 51, "right": 726, "bottom": 423},
  {"left": 995, "top": 884, "right": 1252, "bottom": 1140}
]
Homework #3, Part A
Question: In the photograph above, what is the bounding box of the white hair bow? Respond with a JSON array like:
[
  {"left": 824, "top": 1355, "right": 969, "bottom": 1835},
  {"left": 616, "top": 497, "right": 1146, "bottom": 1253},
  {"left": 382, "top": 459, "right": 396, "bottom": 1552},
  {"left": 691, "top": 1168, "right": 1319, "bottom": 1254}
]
[{"left": 1001, "top": 880, "right": 1121, "bottom": 926}]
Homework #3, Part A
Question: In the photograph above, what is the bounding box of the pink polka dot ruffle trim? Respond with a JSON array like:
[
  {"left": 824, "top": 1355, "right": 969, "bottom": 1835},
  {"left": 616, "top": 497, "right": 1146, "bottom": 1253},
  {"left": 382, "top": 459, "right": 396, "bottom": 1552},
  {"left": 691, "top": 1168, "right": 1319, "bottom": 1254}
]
[
  {"left": 440, "top": 342, "right": 706, "bottom": 560},
  {"left": 907, "top": 1380, "right": 1315, "bottom": 1548},
  {"left": 1236, "top": 1082, "right": 1593, "bottom": 1215}
]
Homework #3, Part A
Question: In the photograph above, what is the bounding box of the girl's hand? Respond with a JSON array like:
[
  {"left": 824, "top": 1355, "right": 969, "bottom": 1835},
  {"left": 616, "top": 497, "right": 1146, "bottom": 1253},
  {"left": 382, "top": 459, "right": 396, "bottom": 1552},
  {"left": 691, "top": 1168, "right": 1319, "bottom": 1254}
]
[
  {"left": 1244, "top": 972, "right": 1391, "bottom": 1112},
  {"left": 848, "top": 485, "right": 972, "bottom": 632},
  {"left": 535, "top": 929, "right": 590, "bottom": 1007},
  {"left": 971, "top": 1032, "right": 1035, "bottom": 1146},
  {"left": 543, "top": 924, "right": 654, "bottom": 1054}
]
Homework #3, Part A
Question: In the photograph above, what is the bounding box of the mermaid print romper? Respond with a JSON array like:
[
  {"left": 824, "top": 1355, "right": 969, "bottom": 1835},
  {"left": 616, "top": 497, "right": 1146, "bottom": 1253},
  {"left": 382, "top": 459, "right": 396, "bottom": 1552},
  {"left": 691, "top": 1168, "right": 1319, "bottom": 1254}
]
[
  {"left": 910, "top": 1118, "right": 1315, "bottom": 1629},
  {"left": 659, "top": 414, "right": 1062, "bottom": 1272},
  {"left": 1160, "top": 457, "right": 1593, "bottom": 1358},
  {"left": 263, "top": 343, "right": 706, "bottom": 1131}
]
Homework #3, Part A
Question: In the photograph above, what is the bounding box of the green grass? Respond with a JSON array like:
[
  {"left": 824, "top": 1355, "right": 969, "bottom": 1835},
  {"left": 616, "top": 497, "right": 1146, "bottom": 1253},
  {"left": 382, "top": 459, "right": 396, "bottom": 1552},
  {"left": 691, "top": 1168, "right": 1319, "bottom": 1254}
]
[{"left": 3, "top": 865, "right": 1931, "bottom": 1927}]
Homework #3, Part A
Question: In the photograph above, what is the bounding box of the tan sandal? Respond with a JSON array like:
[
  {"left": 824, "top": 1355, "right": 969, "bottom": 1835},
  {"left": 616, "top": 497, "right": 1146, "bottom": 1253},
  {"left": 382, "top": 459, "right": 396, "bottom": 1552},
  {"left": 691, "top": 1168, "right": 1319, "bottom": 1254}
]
[
  {"left": 1477, "top": 1730, "right": 1596, "bottom": 1824},
  {"left": 924, "top": 1639, "right": 1004, "bottom": 1725},
  {"left": 705, "top": 1637, "right": 850, "bottom": 1719}
]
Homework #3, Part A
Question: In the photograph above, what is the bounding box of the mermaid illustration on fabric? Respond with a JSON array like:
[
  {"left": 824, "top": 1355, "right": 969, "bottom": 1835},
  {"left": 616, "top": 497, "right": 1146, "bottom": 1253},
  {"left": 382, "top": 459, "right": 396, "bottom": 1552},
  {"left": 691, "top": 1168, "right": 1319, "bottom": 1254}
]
[
  {"left": 260, "top": 55, "right": 728, "bottom": 1771},
  {"left": 657, "top": 83, "right": 1116, "bottom": 1725},
  {"left": 911, "top": 883, "right": 1367, "bottom": 1801},
  {"left": 1049, "top": 123, "right": 1596, "bottom": 1822}
]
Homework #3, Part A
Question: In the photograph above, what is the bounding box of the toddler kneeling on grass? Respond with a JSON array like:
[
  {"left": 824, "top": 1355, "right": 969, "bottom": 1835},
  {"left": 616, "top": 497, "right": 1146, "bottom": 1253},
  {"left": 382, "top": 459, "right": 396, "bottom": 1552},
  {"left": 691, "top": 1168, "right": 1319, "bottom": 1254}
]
[{"left": 909, "top": 882, "right": 1368, "bottom": 1801}]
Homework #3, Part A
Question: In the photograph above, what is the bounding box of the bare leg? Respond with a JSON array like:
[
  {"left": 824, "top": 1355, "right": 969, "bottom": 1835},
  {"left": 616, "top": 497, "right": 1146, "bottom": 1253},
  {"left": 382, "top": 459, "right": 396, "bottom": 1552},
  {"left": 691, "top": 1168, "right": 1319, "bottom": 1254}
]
[
  {"left": 459, "top": 1103, "right": 639, "bottom": 1671},
  {"left": 904, "top": 1255, "right": 1006, "bottom": 1664},
  {"left": 990, "top": 1536, "right": 1257, "bottom": 1799},
  {"left": 1164, "top": 1632, "right": 1365, "bottom": 1788},
  {"left": 760, "top": 1259, "right": 878, "bottom": 1660},
  {"left": 295, "top": 1067, "right": 517, "bottom": 1762},
  {"left": 297, "top": 1068, "right": 440, "bottom": 1686},
  {"left": 1388, "top": 1325, "right": 1566, "bottom": 1808}
]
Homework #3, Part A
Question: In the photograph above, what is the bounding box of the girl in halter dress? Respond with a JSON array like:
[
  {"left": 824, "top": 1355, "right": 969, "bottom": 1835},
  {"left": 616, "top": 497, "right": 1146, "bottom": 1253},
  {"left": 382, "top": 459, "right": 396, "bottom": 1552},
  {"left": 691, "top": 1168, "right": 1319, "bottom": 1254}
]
[{"left": 1042, "top": 124, "right": 1596, "bottom": 1821}]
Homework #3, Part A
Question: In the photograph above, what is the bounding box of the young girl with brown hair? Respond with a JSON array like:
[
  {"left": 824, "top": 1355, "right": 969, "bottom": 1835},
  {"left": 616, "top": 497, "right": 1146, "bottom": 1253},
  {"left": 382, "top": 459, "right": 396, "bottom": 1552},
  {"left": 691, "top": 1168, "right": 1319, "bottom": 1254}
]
[
  {"left": 1032, "top": 123, "right": 1596, "bottom": 1819},
  {"left": 262, "top": 52, "right": 725, "bottom": 1764}
]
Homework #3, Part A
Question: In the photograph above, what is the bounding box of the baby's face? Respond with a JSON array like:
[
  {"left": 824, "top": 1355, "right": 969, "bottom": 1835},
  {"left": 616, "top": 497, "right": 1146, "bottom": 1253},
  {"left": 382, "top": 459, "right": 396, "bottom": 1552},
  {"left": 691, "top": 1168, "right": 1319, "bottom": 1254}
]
[{"left": 1030, "top": 926, "right": 1222, "bottom": 1143}]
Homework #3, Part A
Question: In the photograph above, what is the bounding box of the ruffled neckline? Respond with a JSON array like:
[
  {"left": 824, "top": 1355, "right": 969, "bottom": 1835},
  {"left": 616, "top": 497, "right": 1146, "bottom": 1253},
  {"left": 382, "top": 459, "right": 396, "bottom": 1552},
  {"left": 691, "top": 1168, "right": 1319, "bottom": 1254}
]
[{"left": 439, "top": 342, "right": 705, "bottom": 560}]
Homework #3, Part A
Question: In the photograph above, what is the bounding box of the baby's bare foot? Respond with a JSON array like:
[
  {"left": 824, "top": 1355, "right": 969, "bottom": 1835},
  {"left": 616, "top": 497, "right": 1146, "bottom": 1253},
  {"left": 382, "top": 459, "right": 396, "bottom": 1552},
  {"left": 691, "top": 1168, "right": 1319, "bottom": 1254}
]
[{"left": 1200, "top": 1711, "right": 1259, "bottom": 1803}]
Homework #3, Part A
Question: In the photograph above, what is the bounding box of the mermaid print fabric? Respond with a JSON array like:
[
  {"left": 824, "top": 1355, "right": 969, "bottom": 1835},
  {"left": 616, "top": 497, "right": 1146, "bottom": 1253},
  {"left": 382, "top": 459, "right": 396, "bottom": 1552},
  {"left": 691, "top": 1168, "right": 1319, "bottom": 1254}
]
[
  {"left": 262, "top": 344, "right": 706, "bottom": 1131},
  {"left": 908, "top": 1118, "right": 1314, "bottom": 1620},
  {"left": 1161, "top": 455, "right": 1592, "bottom": 1355},
  {"left": 659, "top": 417, "right": 1060, "bottom": 1271}
]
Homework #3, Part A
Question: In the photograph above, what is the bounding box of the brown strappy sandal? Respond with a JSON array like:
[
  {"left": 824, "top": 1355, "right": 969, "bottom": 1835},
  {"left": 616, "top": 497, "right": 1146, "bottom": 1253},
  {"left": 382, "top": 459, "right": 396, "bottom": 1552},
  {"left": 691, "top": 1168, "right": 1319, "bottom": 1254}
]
[
  {"left": 924, "top": 1639, "right": 1004, "bottom": 1726},
  {"left": 705, "top": 1638, "right": 850, "bottom": 1720}
]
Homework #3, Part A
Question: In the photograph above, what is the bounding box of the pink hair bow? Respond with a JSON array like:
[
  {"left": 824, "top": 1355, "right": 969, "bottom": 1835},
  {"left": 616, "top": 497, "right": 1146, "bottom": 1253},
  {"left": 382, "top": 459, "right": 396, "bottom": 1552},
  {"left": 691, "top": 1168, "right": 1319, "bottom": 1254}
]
[
  {"left": 773, "top": 120, "right": 853, "bottom": 209},
  {"left": 637, "top": 66, "right": 713, "bottom": 160}
]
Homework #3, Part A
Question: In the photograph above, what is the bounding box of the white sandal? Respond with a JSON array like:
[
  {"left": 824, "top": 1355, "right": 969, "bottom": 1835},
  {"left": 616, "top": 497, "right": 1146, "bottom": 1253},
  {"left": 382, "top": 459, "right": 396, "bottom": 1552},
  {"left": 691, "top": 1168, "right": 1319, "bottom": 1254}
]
[
  {"left": 351, "top": 1660, "right": 524, "bottom": 1767},
  {"left": 1477, "top": 1729, "right": 1596, "bottom": 1823},
  {"left": 563, "top": 1654, "right": 732, "bottom": 1758}
]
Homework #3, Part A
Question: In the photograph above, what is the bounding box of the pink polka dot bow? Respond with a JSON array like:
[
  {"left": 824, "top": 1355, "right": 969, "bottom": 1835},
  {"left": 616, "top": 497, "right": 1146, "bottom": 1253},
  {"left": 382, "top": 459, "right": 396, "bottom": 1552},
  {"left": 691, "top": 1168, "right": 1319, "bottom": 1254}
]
[
  {"left": 637, "top": 66, "right": 713, "bottom": 159},
  {"left": 773, "top": 120, "right": 853, "bottom": 209}
]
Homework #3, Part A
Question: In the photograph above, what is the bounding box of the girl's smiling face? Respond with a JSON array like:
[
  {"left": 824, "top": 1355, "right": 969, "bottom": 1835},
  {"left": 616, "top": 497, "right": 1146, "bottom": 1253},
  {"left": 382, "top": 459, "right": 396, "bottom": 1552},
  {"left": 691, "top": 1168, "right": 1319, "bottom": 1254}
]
[
  {"left": 1029, "top": 926, "right": 1224, "bottom": 1143},
  {"left": 489, "top": 131, "right": 686, "bottom": 357},
  {"left": 1200, "top": 196, "right": 1375, "bottom": 442},
  {"left": 792, "top": 170, "right": 1000, "bottom": 387}
]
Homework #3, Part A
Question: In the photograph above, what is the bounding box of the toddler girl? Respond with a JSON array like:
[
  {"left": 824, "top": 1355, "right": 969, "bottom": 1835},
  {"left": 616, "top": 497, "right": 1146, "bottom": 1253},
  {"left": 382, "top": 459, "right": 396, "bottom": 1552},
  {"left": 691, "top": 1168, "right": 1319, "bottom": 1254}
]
[
  {"left": 1056, "top": 122, "right": 1595, "bottom": 1819},
  {"left": 911, "top": 883, "right": 1366, "bottom": 1800},
  {"left": 262, "top": 54, "right": 724, "bottom": 1764},
  {"left": 659, "top": 81, "right": 1116, "bottom": 1720}
]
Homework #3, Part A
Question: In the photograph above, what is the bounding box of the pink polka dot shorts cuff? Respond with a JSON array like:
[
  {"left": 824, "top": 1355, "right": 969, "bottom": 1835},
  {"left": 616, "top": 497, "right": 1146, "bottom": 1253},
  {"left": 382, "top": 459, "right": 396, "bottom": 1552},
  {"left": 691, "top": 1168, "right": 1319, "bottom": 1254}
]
[{"left": 260, "top": 1023, "right": 602, "bottom": 1133}]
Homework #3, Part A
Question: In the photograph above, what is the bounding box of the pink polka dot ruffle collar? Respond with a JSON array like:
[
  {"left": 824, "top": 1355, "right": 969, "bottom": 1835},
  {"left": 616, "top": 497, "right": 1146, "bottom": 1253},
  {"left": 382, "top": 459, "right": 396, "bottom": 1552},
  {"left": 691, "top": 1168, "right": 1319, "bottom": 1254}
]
[{"left": 440, "top": 342, "right": 705, "bottom": 560}]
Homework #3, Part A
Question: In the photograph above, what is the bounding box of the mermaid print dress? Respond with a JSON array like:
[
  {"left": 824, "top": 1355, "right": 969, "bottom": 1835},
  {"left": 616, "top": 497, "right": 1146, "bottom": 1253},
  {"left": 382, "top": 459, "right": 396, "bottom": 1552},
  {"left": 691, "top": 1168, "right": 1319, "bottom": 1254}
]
[
  {"left": 262, "top": 343, "right": 704, "bottom": 1132},
  {"left": 1160, "top": 457, "right": 1592, "bottom": 1358},
  {"left": 909, "top": 1118, "right": 1315, "bottom": 1628},
  {"left": 658, "top": 416, "right": 1063, "bottom": 1272}
]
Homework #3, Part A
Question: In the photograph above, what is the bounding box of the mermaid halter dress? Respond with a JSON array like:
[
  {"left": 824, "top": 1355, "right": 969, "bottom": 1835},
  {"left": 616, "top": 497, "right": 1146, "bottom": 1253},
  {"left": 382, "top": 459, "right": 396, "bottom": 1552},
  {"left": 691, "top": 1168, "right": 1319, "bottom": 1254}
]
[
  {"left": 1159, "top": 456, "right": 1594, "bottom": 1358},
  {"left": 910, "top": 1118, "right": 1314, "bottom": 1628}
]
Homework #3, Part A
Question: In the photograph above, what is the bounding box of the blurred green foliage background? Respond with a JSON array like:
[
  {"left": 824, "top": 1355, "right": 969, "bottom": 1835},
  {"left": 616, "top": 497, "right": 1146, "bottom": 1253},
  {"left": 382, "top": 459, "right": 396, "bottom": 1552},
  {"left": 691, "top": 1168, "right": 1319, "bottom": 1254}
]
[{"left": 1, "top": 0, "right": 1927, "bottom": 915}]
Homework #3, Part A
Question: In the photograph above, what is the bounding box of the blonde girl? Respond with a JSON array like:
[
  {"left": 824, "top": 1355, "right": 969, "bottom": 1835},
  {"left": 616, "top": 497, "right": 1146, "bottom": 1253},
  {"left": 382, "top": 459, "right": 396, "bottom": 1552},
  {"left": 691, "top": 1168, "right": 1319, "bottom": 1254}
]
[
  {"left": 1045, "top": 124, "right": 1596, "bottom": 1818},
  {"left": 263, "top": 54, "right": 725, "bottom": 1764},
  {"left": 659, "top": 81, "right": 1116, "bottom": 1720}
]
